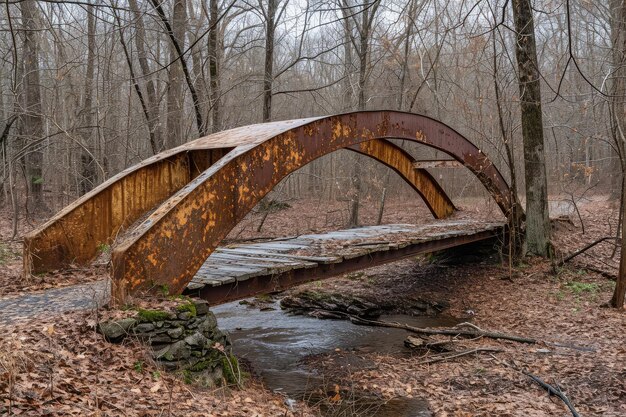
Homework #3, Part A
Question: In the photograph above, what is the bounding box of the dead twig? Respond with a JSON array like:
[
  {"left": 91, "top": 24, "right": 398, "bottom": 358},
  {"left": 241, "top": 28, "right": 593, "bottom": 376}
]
[
  {"left": 523, "top": 372, "right": 581, "bottom": 417},
  {"left": 491, "top": 355, "right": 581, "bottom": 417},
  {"left": 342, "top": 313, "right": 537, "bottom": 344},
  {"left": 417, "top": 347, "right": 503, "bottom": 365},
  {"left": 558, "top": 237, "right": 620, "bottom": 266}
]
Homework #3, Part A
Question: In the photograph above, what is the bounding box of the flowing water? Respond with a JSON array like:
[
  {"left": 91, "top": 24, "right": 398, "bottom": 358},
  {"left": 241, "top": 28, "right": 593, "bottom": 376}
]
[{"left": 213, "top": 299, "right": 462, "bottom": 416}]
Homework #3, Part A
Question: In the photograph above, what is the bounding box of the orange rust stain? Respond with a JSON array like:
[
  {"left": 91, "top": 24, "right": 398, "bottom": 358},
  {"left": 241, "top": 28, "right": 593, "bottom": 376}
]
[
  {"left": 176, "top": 211, "right": 188, "bottom": 226},
  {"left": 147, "top": 253, "right": 158, "bottom": 266},
  {"left": 304, "top": 125, "right": 315, "bottom": 136},
  {"left": 262, "top": 146, "right": 272, "bottom": 161},
  {"left": 332, "top": 122, "right": 343, "bottom": 140},
  {"left": 238, "top": 184, "right": 250, "bottom": 203}
]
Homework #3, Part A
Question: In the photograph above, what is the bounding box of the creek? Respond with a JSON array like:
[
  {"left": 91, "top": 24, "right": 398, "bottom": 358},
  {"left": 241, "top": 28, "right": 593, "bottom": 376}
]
[{"left": 213, "top": 299, "right": 461, "bottom": 416}]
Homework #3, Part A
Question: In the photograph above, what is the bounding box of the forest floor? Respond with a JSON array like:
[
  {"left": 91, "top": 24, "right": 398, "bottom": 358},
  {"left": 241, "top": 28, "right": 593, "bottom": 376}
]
[{"left": 0, "top": 196, "right": 624, "bottom": 416}]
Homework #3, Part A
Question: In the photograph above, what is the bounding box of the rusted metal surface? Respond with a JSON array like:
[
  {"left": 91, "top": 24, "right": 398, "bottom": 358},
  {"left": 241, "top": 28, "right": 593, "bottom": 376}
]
[
  {"left": 23, "top": 148, "right": 232, "bottom": 275},
  {"left": 107, "top": 111, "right": 512, "bottom": 301},
  {"left": 186, "top": 226, "right": 503, "bottom": 305},
  {"left": 349, "top": 139, "right": 455, "bottom": 218},
  {"left": 413, "top": 160, "right": 463, "bottom": 169}
]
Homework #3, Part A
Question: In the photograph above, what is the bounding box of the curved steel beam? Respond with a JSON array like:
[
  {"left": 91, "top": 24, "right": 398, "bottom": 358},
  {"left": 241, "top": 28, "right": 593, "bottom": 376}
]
[
  {"left": 22, "top": 147, "right": 233, "bottom": 275},
  {"left": 109, "top": 111, "right": 511, "bottom": 300},
  {"left": 22, "top": 138, "right": 453, "bottom": 276},
  {"left": 348, "top": 139, "right": 455, "bottom": 219}
]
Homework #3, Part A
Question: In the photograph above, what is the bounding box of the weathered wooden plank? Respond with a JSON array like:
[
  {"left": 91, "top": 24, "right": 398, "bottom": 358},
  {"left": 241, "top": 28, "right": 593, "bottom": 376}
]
[
  {"left": 245, "top": 242, "right": 310, "bottom": 251},
  {"left": 210, "top": 251, "right": 309, "bottom": 267},
  {"left": 186, "top": 282, "right": 205, "bottom": 290},
  {"left": 219, "top": 247, "right": 340, "bottom": 264},
  {"left": 192, "top": 275, "right": 236, "bottom": 286},
  {"left": 188, "top": 220, "right": 506, "bottom": 292}
]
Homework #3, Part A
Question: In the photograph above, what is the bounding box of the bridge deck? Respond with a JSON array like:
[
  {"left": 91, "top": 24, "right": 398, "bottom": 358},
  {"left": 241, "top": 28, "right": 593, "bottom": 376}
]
[{"left": 184, "top": 219, "right": 505, "bottom": 304}]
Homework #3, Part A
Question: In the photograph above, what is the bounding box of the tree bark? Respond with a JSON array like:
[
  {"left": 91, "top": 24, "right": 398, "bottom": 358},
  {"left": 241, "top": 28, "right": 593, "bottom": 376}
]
[
  {"left": 511, "top": 0, "right": 551, "bottom": 256},
  {"left": 612, "top": 174, "right": 626, "bottom": 307},
  {"left": 345, "top": 0, "right": 380, "bottom": 227},
  {"left": 79, "top": 5, "right": 97, "bottom": 196},
  {"left": 262, "top": 0, "right": 277, "bottom": 122},
  {"left": 129, "top": 0, "right": 163, "bottom": 152},
  {"left": 208, "top": 0, "right": 222, "bottom": 132},
  {"left": 20, "top": 0, "right": 47, "bottom": 212},
  {"left": 610, "top": 0, "right": 626, "bottom": 308},
  {"left": 166, "top": 0, "right": 187, "bottom": 148}
]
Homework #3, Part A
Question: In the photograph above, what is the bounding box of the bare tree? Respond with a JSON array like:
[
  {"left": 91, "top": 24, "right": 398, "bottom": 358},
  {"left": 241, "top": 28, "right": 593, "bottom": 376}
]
[
  {"left": 129, "top": 0, "right": 164, "bottom": 151},
  {"left": 609, "top": 0, "right": 626, "bottom": 308},
  {"left": 511, "top": 0, "right": 551, "bottom": 256},
  {"left": 209, "top": 0, "right": 223, "bottom": 131},
  {"left": 79, "top": 4, "right": 97, "bottom": 195},
  {"left": 20, "top": 0, "right": 46, "bottom": 212},
  {"left": 167, "top": 0, "right": 188, "bottom": 147}
]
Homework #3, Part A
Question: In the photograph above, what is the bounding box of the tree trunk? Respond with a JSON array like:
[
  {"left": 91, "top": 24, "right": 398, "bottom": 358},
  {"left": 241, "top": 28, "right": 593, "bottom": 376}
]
[
  {"left": 166, "top": 0, "right": 187, "bottom": 148},
  {"left": 397, "top": 0, "right": 417, "bottom": 111},
  {"left": 356, "top": 6, "right": 370, "bottom": 111},
  {"left": 340, "top": 0, "right": 354, "bottom": 111},
  {"left": 129, "top": 0, "right": 163, "bottom": 151},
  {"left": 612, "top": 175, "right": 626, "bottom": 307},
  {"left": 79, "top": 5, "right": 97, "bottom": 196},
  {"left": 511, "top": 0, "right": 551, "bottom": 256},
  {"left": 20, "top": 0, "right": 47, "bottom": 212},
  {"left": 346, "top": 0, "right": 380, "bottom": 227},
  {"left": 262, "top": 0, "right": 276, "bottom": 122},
  {"left": 610, "top": 0, "right": 626, "bottom": 308},
  {"left": 208, "top": 0, "right": 222, "bottom": 132}
]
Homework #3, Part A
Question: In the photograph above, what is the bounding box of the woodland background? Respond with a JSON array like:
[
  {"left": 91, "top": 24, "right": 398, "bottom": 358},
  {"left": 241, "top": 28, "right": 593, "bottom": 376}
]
[{"left": 0, "top": 0, "right": 622, "bottom": 229}]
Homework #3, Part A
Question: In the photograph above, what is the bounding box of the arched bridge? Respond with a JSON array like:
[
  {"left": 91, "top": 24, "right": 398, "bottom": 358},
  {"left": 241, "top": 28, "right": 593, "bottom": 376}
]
[{"left": 23, "top": 111, "right": 513, "bottom": 303}]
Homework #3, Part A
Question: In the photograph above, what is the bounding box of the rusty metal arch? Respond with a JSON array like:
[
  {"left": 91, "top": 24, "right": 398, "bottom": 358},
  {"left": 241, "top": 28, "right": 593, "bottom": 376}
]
[
  {"left": 347, "top": 139, "right": 455, "bottom": 219},
  {"left": 22, "top": 125, "right": 454, "bottom": 277},
  {"left": 102, "top": 111, "right": 511, "bottom": 300}
]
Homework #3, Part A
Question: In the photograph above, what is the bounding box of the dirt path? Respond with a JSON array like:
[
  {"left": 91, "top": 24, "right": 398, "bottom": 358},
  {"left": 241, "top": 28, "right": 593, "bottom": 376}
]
[{"left": 0, "top": 280, "right": 108, "bottom": 327}]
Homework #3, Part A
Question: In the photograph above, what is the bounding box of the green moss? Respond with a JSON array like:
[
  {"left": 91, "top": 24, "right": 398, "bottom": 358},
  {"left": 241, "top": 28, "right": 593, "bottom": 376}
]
[
  {"left": 136, "top": 309, "right": 171, "bottom": 322},
  {"left": 176, "top": 301, "right": 197, "bottom": 317},
  {"left": 182, "top": 370, "right": 193, "bottom": 384},
  {"left": 188, "top": 358, "right": 216, "bottom": 372},
  {"left": 221, "top": 354, "right": 244, "bottom": 386},
  {"left": 158, "top": 284, "right": 170, "bottom": 296}
]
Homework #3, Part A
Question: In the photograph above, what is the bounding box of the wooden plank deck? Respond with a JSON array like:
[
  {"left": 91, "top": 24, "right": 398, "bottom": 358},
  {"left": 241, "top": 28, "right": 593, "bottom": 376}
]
[{"left": 184, "top": 219, "right": 505, "bottom": 303}]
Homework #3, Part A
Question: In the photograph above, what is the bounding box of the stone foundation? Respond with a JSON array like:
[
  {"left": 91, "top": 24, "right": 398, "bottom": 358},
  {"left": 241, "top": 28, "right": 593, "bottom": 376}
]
[{"left": 98, "top": 299, "right": 239, "bottom": 387}]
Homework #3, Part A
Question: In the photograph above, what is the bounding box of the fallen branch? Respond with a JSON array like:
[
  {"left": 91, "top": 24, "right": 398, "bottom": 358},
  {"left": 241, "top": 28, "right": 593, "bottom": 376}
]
[
  {"left": 417, "top": 347, "right": 503, "bottom": 365},
  {"left": 342, "top": 314, "right": 537, "bottom": 344},
  {"left": 559, "top": 237, "right": 619, "bottom": 266},
  {"left": 492, "top": 355, "right": 581, "bottom": 417},
  {"left": 577, "top": 265, "right": 617, "bottom": 280},
  {"left": 523, "top": 372, "right": 581, "bottom": 417}
]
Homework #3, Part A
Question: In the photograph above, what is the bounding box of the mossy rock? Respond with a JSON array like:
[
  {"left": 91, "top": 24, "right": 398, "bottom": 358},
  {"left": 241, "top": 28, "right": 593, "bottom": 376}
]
[
  {"left": 176, "top": 301, "right": 197, "bottom": 317},
  {"left": 98, "top": 318, "right": 137, "bottom": 342},
  {"left": 136, "top": 309, "right": 172, "bottom": 322},
  {"left": 188, "top": 358, "right": 218, "bottom": 372}
]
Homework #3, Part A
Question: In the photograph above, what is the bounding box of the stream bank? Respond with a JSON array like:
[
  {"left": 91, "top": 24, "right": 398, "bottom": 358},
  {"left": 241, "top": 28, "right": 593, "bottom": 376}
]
[{"left": 213, "top": 295, "right": 460, "bottom": 416}]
